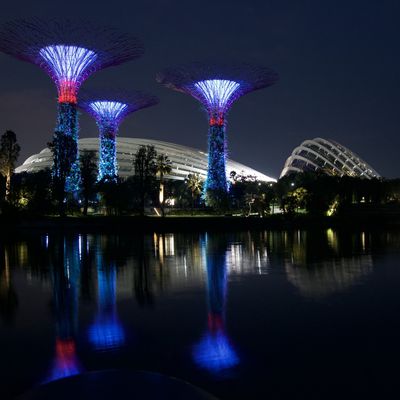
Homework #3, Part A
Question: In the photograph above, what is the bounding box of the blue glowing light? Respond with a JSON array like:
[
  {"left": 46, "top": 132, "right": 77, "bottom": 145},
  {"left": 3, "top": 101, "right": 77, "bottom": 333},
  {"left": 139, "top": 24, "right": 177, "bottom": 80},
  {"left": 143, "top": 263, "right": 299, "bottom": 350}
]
[
  {"left": 205, "top": 124, "right": 228, "bottom": 195},
  {"left": 87, "top": 101, "right": 129, "bottom": 182},
  {"left": 98, "top": 135, "right": 117, "bottom": 182},
  {"left": 88, "top": 260, "right": 125, "bottom": 350},
  {"left": 88, "top": 315, "right": 125, "bottom": 351},
  {"left": 39, "top": 45, "right": 97, "bottom": 103},
  {"left": 89, "top": 101, "right": 129, "bottom": 124},
  {"left": 193, "top": 330, "right": 239, "bottom": 373},
  {"left": 194, "top": 79, "right": 240, "bottom": 114}
]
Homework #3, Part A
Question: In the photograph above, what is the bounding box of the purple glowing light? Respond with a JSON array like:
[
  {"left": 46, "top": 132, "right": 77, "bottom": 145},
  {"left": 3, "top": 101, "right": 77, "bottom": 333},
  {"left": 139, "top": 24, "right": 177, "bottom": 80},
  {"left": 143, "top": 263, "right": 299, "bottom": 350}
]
[
  {"left": 194, "top": 79, "right": 240, "bottom": 114},
  {"left": 89, "top": 101, "right": 129, "bottom": 124},
  {"left": 39, "top": 45, "right": 98, "bottom": 103}
]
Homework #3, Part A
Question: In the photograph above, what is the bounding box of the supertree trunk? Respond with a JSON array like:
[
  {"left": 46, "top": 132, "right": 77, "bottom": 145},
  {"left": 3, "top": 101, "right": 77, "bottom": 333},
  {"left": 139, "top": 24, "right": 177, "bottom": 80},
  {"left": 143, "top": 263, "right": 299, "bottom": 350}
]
[
  {"left": 205, "top": 122, "right": 228, "bottom": 205},
  {"left": 98, "top": 125, "right": 118, "bottom": 182},
  {"left": 56, "top": 102, "right": 80, "bottom": 192}
]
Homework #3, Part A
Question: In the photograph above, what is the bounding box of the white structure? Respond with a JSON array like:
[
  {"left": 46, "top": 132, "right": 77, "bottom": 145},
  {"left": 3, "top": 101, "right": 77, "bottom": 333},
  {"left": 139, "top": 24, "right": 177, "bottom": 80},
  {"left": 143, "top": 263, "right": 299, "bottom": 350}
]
[
  {"left": 16, "top": 137, "right": 276, "bottom": 182},
  {"left": 281, "top": 137, "right": 380, "bottom": 179}
]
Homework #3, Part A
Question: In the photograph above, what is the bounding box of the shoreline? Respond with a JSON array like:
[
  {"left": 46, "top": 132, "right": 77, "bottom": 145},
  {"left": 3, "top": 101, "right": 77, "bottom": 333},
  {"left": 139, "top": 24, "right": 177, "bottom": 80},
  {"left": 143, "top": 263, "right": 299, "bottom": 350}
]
[{"left": 1, "top": 214, "right": 400, "bottom": 233}]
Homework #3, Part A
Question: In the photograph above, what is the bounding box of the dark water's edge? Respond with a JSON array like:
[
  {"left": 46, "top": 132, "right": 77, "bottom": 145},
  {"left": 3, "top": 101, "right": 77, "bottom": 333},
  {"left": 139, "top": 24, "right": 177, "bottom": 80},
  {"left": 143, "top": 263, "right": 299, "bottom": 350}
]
[{"left": 2, "top": 214, "right": 400, "bottom": 233}]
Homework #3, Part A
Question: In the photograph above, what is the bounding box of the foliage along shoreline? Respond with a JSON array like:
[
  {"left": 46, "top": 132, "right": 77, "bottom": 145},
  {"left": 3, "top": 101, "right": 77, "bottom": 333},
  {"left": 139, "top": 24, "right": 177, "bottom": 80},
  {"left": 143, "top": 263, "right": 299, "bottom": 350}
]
[{"left": 2, "top": 209, "right": 400, "bottom": 234}]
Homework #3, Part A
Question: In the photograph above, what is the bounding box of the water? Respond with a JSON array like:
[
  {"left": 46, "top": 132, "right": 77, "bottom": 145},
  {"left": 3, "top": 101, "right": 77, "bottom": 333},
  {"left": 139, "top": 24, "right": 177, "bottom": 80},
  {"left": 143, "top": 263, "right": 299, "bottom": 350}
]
[{"left": 1, "top": 229, "right": 400, "bottom": 399}]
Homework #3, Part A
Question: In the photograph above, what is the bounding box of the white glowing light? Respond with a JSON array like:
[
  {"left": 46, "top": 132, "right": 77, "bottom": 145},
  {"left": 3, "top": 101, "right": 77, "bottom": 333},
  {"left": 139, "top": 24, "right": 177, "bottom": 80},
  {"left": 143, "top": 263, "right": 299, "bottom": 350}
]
[
  {"left": 194, "top": 79, "right": 240, "bottom": 112},
  {"left": 89, "top": 101, "right": 129, "bottom": 122},
  {"left": 39, "top": 45, "right": 98, "bottom": 83}
]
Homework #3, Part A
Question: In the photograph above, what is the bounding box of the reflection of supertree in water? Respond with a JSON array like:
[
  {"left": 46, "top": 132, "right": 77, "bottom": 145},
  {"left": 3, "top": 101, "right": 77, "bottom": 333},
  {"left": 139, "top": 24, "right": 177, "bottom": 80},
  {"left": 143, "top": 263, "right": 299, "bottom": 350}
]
[
  {"left": 79, "top": 90, "right": 158, "bottom": 182},
  {"left": 88, "top": 240, "right": 125, "bottom": 350},
  {"left": 46, "top": 236, "right": 82, "bottom": 382},
  {"left": 0, "top": 18, "right": 143, "bottom": 191},
  {"left": 193, "top": 234, "right": 239, "bottom": 373},
  {"left": 157, "top": 63, "right": 278, "bottom": 203}
]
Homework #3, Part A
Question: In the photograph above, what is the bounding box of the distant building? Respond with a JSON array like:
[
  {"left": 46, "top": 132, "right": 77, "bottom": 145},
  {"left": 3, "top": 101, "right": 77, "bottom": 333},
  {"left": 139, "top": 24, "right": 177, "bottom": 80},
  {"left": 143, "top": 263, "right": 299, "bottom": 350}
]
[
  {"left": 16, "top": 137, "right": 276, "bottom": 183},
  {"left": 280, "top": 137, "right": 380, "bottom": 179}
]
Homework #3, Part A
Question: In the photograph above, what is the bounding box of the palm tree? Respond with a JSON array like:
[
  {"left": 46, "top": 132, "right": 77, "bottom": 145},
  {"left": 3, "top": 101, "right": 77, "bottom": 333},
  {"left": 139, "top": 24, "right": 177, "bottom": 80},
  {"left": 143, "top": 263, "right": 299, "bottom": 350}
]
[
  {"left": 156, "top": 154, "right": 172, "bottom": 216},
  {"left": 186, "top": 173, "right": 203, "bottom": 213},
  {"left": 0, "top": 131, "right": 20, "bottom": 200},
  {"left": 133, "top": 145, "right": 158, "bottom": 216}
]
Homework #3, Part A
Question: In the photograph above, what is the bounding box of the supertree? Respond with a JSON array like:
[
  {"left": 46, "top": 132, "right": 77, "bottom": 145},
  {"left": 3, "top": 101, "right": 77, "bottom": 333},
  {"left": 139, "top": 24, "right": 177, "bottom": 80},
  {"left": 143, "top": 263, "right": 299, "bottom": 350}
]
[
  {"left": 0, "top": 18, "right": 144, "bottom": 191},
  {"left": 79, "top": 89, "right": 158, "bottom": 182},
  {"left": 157, "top": 63, "right": 278, "bottom": 204}
]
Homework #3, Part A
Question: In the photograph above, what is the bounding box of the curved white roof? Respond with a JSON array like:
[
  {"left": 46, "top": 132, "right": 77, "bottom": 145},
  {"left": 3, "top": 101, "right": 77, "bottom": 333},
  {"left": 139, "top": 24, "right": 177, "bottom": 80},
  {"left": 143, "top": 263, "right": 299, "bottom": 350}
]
[
  {"left": 16, "top": 137, "right": 276, "bottom": 182},
  {"left": 280, "top": 137, "right": 380, "bottom": 179}
]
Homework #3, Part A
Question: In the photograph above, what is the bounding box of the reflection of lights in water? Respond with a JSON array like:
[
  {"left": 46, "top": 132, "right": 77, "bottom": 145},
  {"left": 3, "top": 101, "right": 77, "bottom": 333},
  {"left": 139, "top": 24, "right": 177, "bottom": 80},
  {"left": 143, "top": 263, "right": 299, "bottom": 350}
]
[
  {"left": 326, "top": 228, "right": 338, "bottom": 251},
  {"left": 164, "top": 234, "right": 175, "bottom": 256},
  {"left": 88, "top": 260, "right": 125, "bottom": 351},
  {"left": 17, "top": 243, "right": 28, "bottom": 265},
  {"left": 257, "top": 250, "right": 261, "bottom": 274},
  {"left": 361, "top": 232, "right": 366, "bottom": 252},
  {"left": 78, "top": 235, "right": 82, "bottom": 260},
  {"left": 153, "top": 233, "right": 158, "bottom": 257},
  {"left": 193, "top": 330, "right": 239, "bottom": 373},
  {"left": 88, "top": 315, "right": 125, "bottom": 350},
  {"left": 193, "top": 236, "right": 240, "bottom": 374},
  {"left": 226, "top": 243, "right": 269, "bottom": 275},
  {"left": 229, "top": 244, "right": 243, "bottom": 270},
  {"left": 184, "top": 255, "right": 187, "bottom": 277},
  {"left": 285, "top": 256, "right": 373, "bottom": 298},
  {"left": 46, "top": 338, "right": 81, "bottom": 383}
]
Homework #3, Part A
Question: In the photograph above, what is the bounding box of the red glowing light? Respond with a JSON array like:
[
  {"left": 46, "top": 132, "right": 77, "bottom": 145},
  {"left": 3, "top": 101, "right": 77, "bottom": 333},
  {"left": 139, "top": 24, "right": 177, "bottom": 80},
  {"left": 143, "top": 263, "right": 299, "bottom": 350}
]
[
  {"left": 58, "top": 80, "right": 78, "bottom": 104},
  {"left": 209, "top": 116, "right": 224, "bottom": 126},
  {"left": 56, "top": 338, "right": 76, "bottom": 359},
  {"left": 208, "top": 312, "right": 224, "bottom": 333}
]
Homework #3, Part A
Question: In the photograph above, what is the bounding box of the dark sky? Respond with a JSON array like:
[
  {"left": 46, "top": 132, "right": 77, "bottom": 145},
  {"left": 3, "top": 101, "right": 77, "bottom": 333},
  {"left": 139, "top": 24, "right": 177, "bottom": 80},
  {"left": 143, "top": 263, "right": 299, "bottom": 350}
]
[{"left": 0, "top": 0, "right": 399, "bottom": 179}]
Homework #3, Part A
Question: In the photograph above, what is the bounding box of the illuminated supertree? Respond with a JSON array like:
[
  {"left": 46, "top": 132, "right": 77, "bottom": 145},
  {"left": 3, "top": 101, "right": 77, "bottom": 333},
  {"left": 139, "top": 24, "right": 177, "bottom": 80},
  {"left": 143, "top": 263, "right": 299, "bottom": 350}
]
[
  {"left": 157, "top": 63, "right": 278, "bottom": 204},
  {"left": 0, "top": 18, "right": 144, "bottom": 191},
  {"left": 79, "top": 90, "right": 158, "bottom": 182},
  {"left": 193, "top": 234, "right": 239, "bottom": 374}
]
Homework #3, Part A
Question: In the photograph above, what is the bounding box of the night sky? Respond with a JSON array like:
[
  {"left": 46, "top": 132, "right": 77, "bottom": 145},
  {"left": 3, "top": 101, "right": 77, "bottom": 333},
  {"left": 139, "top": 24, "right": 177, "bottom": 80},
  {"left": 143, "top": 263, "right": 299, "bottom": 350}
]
[{"left": 0, "top": 0, "right": 399, "bottom": 179}]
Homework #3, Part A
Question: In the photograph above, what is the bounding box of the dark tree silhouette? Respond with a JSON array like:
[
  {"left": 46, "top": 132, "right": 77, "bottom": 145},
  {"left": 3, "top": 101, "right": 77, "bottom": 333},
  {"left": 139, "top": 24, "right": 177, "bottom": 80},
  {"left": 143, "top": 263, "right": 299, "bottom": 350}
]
[
  {"left": 0, "top": 130, "right": 20, "bottom": 200},
  {"left": 79, "top": 150, "right": 97, "bottom": 215},
  {"left": 133, "top": 145, "right": 158, "bottom": 216},
  {"left": 156, "top": 153, "right": 172, "bottom": 216}
]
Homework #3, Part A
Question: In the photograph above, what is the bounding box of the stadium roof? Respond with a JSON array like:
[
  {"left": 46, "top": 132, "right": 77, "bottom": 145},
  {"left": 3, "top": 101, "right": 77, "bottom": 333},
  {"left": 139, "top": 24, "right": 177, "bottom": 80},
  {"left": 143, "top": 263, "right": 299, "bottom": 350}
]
[{"left": 16, "top": 137, "right": 276, "bottom": 182}]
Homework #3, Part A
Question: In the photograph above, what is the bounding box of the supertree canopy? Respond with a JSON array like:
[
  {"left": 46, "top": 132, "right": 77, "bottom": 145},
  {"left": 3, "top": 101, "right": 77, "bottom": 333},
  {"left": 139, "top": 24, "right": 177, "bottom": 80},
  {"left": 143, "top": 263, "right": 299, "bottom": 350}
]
[
  {"left": 79, "top": 90, "right": 158, "bottom": 182},
  {"left": 0, "top": 18, "right": 144, "bottom": 191},
  {"left": 157, "top": 63, "right": 278, "bottom": 203}
]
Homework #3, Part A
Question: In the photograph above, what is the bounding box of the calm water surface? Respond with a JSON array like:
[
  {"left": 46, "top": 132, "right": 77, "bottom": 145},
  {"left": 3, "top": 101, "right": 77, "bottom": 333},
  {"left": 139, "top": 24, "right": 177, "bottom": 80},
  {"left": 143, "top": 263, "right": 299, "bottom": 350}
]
[{"left": 1, "top": 229, "right": 400, "bottom": 399}]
